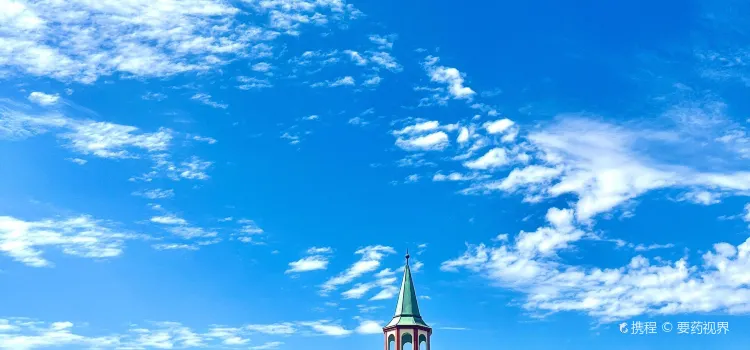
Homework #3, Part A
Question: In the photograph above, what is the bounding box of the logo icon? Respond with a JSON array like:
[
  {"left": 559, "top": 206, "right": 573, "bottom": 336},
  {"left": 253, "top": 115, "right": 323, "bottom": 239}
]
[{"left": 619, "top": 322, "right": 628, "bottom": 334}]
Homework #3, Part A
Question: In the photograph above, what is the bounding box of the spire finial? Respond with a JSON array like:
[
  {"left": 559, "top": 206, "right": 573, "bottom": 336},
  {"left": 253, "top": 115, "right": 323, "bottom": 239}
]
[{"left": 405, "top": 249, "right": 410, "bottom": 263}]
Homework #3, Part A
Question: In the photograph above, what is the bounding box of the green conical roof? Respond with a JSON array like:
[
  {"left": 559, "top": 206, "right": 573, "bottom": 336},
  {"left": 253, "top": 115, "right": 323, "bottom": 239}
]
[{"left": 384, "top": 252, "right": 430, "bottom": 328}]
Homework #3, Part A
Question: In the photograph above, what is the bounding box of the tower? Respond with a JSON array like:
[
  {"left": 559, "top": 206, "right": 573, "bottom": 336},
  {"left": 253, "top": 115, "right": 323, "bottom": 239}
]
[{"left": 383, "top": 251, "right": 431, "bottom": 350}]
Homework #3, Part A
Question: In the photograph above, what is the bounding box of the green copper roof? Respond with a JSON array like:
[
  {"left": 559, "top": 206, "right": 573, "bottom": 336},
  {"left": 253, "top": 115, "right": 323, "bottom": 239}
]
[{"left": 385, "top": 252, "right": 430, "bottom": 328}]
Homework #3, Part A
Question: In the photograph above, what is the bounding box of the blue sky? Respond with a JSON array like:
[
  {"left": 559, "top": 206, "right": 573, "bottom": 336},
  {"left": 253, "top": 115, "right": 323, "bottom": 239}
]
[{"left": 1, "top": 0, "right": 750, "bottom": 349}]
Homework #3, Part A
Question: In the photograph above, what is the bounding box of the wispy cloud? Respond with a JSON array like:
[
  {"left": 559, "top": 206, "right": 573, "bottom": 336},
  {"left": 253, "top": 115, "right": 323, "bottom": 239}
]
[
  {"left": 312, "top": 76, "right": 356, "bottom": 88},
  {"left": 423, "top": 55, "right": 475, "bottom": 100},
  {"left": 369, "top": 34, "right": 397, "bottom": 50},
  {"left": 132, "top": 189, "right": 175, "bottom": 200},
  {"left": 0, "top": 0, "right": 360, "bottom": 83},
  {"left": 142, "top": 92, "right": 167, "bottom": 101},
  {"left": 321, "top": 245, "right": 395, "bottom": 294},
  {"left": 395, "top": 132, "right": 450, "bottom": 151},
  {"left": 191, "top": 93, "right": 228, "bottom": 109},
  {"left": 286, "top": 247, "right": 333, "bottom": 274},
  {"left": 0, "top": 317, "right": 354, "bottom": 349},
  {"left": 0, "top": 215, "right": 142, "bottom": 267},
  {"left": 251, "top": 62, "right": 273, "bottom": 72},
  {"left": 66, "top": 157, "right": 87, "bottom": 165},
  {"left": 237, "top": 76, "right": 273, "bottom": 90},
  {"left": 28, "top": 92, "right": 60, "bottom": 106}
]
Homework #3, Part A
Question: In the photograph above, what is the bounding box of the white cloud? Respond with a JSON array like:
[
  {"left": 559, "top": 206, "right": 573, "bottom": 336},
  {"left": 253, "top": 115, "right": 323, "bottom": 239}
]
[
  {"left": 1, "top": 109, "right": 174, "bottom": 160},
  {"left": 27, "top": 92, "right": 60, "bottom": 106},
  {"left": 744, "top": 203, "right": 750, "bottom": 224},
  {"left": 463, "top": 148, "right": 509, "bottom": 170},
  {"left": 0, "top": 0, "right": 241, "bottom": 82},
  {"left": 0, "top": 0, "right": 359, "bottom": 83},
  {"left": 395, "top": 131, "right": 450, "bottom": 151},
  {"left": 411, "top": 260, "right": 424, "bottom": 272},
  {"left": 0, "top": 319, "right": 120, "bottom": 349},
  {"left": 280, "top": 132, "right": 300, "bottom": 144},
  {"left": 0, "top": 317, "right": 349, "bottom": 349},
  {"left": 393, "top": 121, "right": 440, "bottom": 135},
  {"left": 296, "top": 321, "right": 352, "bottom": 336},
  {"left": 348, "top": 117, "right": 369, "bottom": 126},
  {"left": 632, "top": 243, "right": 675, "bottom": 252},
  {"left": 132, "top": 154, "right": 214, "bottom": 183},
  {"left": 237, "top": 76, "right": 273, "bottom": 90},
  {"left": 206, "top": 327, "right": 249, "bottom": 346},
  {"left": 142, "top": 92, "right": 167, "bottom": 101},
  {"left": 244, "top": 323, "right": 296, "bottom": 335},
  {"left": 250, "top": 341, "right": 284, "bottom": 350},
  {"left": 251, "top": 62, "right": 273, "bottom": 72},
  {"left": 311, "top": 76, "right": 355, "bottom": 88},
  {"left": 66, "top": 157, "right": 87, "bottom": 165},
  {"left": 396, "top": 154, "right": 436, "bottom": 168},
  {"left": 63, "top": 122, "right": 172, "bottom": 159},
  {"left": 246, "top": 0, "right": 361, "bottom": 35},
  {"left": 331, "top": 76, "right": 355, "bottom": 87},
  {"left": 404, "top": 174, "right": 420, "bottom": 183},
  {"left": 343, "top": 267, "right": 403, "bottom": 301},
  {"left": 145, "top": 208, "right": 220, "bottom": 245},
  {"left": 368, "top": 34, "right": 395, "bottom": 50},
  {"left": 369, "top": 285, "right": 399, "bottom": 301},
  {"left": 290, "top": 50, "right": 339, "bottom": 67},
  {"left": 152, "top": 243, "right": 200, "bottom": 251},
  {"left": 363, "top": 75, "right": 381, "bottom": 86},
  {"left": 167, "top": 226, "right": 218, "bottom": 240},
  {"left": 342, "top": 283, "right": 376, "bottom": 299},
  {"left": 483, "top": 118, "right": 514, "bottom": 134},
  {"left": 355, "top": 320, "right": 382, "bottom": 334},
  {"left": 392, "top": 120, "right": 458, "bottom": 152},
  {"left": 357, "top": 305, "right": 382, "bottom": 314},
  {"left": 321, "top": 245, "right": 395, "bottom": 294},
  {"left": 192, "top": 135, "right": 218, "bottom": 144},
  {"left": 132, "top": 188, "right": 175, "bottom": 200},
  {"left": 457, "top": 127, "right": 470, "bottom": 143},
  {"left": 424, "top": 56, "right": 475, "bottom": 100},
  {"left": 307, "top": 246, "right": 332, "bottom": 254},
  {"left": 178, "top": 156, "right": 213, "bottom": 180},
  {"left": 678, "top": 190, "right": 722, "bottom": 205},
  {"left": 150, "top": 215, "right": 188, "bottom": 225},
  {"left": 304, "top": 115, "right": 319, "bottom": 121},
  {"left": 433, "top": 172, "right": 487, "bottom": 182},
  {"left": 287, "top": 255, "right": 330, "bottom": 273},
  {"left": 0, "top": 215, "right": 139, "bottom": 267},
  {"left": 368, "top": 51, "right": 401, "bottom": 71},
  {"left": 191, "top": 93, "right": 228, "bottom": 109},
  {"left": 439, "top": 108, "right": 750, "bottom": 324},
  {"left": 235, "top": 219, "right": 264, "bottom": 243},
  {"left": 460, "top": 114, "right": 750, "bottom": 222},
  {"left": 343, "top": 50, "right": 367, "bottom": 65},
  {"left": 464, "top": 165, "right": 562, "bottom": 201},
  {"left": 442, "top": 216, "right": 750, "bottom": 323}
]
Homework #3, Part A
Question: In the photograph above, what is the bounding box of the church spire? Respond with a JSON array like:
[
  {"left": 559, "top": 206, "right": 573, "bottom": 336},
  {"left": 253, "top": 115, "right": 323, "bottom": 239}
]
[{"left": 384, "top": 250, "right": 429, "bottom": 328}]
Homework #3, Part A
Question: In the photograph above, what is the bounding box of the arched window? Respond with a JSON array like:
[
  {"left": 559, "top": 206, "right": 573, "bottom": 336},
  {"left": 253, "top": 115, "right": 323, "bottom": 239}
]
[
  {"left": 388, "top": 334, "right": 396, "bottom": 350},
  {"left": 401, "top": 333, "right": 413, "bottom": 350},
  {"left": 418, "top": 334, "right": 427, "bottom": 350}
]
